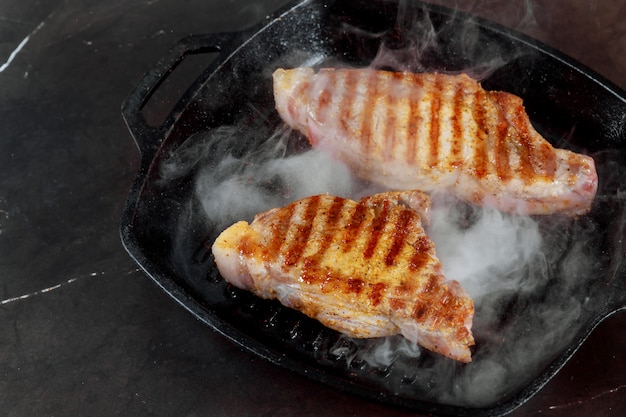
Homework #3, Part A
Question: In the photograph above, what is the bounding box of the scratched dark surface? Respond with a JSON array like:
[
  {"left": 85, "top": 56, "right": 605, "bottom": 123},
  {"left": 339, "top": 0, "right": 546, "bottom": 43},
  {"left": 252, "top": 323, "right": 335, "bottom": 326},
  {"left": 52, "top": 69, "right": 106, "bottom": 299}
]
[{"left": 0, "top": 0, "right": 624, "bottom": 416}]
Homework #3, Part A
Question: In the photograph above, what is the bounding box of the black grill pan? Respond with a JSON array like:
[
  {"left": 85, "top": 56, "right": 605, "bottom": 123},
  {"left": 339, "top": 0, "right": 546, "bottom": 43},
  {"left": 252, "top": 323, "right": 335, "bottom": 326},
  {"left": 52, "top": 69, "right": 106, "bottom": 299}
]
[{"left": 120, "top": 1, "right": 626, "bottom": 415}]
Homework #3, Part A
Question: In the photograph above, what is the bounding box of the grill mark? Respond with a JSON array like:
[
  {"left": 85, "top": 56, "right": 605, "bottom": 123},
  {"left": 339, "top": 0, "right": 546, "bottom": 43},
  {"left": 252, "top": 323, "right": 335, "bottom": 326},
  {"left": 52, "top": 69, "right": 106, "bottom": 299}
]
[
  {"left": 472, "top": 90, "right": 489, "bottom": 178},
  {"left": 449, "top": 79, "right": 464, "bottom": 168},
  {"left": 266, "top": 204, "right": 296, "bottom": 260},
  {"left": 282, "top": 196, "right": 321, "bottom": 267},
  {"left": 299, "top": 257, "right": 318, "bottom": 285},
  {"left": 493, "top": 95, "right": 511, "bottom": 182},
  {"left": 499, "top": 93, "right": 535, "bottom": 183},
  {"left": 405, "top": 73, "right": 425, "bottom": 166},
  {"left": 426, "top": 293, "right": 444, "bottom": 327},
  {"left": 409, "top": 236, "right": 434, "bottom": 272},
  {"left": 538, "top": 142, "right": 557, "bottom": 180},
  {"left": 413, "top": 275, "right": 442, "bottom": 324},
  {"left": 342, "top": 200, "right": 368, "bottom": 253},
  {"left": 431, "top": 286, "right": 451, "bottom": 328},
  {"left": 346, "top": 278, "right": 364, "bottom": 294},
  {"left": 369, "top": 282, "right": 386, "bottom": 307},
  {"left": 384, "top": 73, "right": 398, "bottom": 161},
  {"left": 307, "top": 197, "right": 346, "bottom": 262},
  {"left": 406, "top": 94, "right": 420, "bottom": 166},
  {"left": 363, "top": 199, "right": 391, "bottom": 259},
  {"left": 358, "top": 71, "right": 380, "bottom": 155},
  {"left": 412, "top": 301, "right": 428, "bottom": 321},
  {"left": 385, "top": 209, "right": 413, "bottom": 266},
  {"left": 438, "top": 289, "right": 456, "bottom": 325},
  {"left": 423, "top": 273, "right": 439, "bottom": 293},
  {"left": 338, "top": 70, "right": 359, "bottom": 136},
  {"left": 312, "top": 71, "right": 336, "bottom": 125},
  {"left": 513, "top": 121, "right": 535, "bottom": 183},
  {"left": 389, "top": 297, "right": 407, "bottom": 311},
  {"left": 428, "top": 76, "right": 442, "bottom": 168},
  {"left": 300, "top": 197, "right": 346, "bottom": 285}
]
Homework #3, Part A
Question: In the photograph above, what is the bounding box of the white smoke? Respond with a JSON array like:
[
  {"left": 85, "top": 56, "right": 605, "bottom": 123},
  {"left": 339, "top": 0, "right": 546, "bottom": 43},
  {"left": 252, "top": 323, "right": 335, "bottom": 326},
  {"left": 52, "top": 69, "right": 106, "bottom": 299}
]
[
  {"left": 155, "top": 0, "right": 612, "bottom": 409},
  {"left": 160, "top": 125, "right": 361, "bottom": 231},
  {"left": 427, "top": 199, "right": 545, "bottom": 301},
  {"left": 159, "top": 117, "right": 602, "bottom": 408}
]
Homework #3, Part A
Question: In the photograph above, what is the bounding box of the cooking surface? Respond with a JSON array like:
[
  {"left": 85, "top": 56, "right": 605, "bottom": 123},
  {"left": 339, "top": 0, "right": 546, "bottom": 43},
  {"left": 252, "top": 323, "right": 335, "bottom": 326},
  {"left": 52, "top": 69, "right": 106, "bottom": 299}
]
[{"left": 0, "top": 0, "right": 624, "bottom": 416}]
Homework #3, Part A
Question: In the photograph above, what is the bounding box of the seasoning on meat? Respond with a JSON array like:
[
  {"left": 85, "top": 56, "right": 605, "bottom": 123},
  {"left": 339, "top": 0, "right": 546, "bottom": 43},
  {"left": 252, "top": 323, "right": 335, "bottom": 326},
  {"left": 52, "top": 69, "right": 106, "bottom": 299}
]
[
  {"left": 273, "top": 67, "right": 598, "bottom": 216},
  {"left": 211, "top": 191, "right": 475, "bottom": 363}
]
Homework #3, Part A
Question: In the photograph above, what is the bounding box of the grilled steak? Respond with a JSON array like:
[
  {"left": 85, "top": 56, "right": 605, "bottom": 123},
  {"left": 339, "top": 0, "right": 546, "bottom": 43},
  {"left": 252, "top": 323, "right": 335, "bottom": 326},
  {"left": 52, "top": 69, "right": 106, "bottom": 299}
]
[
  {"left": 273, "top": 67, "right": 598, "bottom": 216},
  {"left": 212, "top": 191, "right": 475, "bottom": 363}
]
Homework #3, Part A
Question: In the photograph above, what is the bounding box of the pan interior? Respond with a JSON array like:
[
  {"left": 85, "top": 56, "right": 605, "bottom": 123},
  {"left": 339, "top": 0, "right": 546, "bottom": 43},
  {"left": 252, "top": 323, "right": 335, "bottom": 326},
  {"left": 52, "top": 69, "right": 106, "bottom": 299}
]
[{"left": 122, "top": 0, "right": 626, "bottom": 414}]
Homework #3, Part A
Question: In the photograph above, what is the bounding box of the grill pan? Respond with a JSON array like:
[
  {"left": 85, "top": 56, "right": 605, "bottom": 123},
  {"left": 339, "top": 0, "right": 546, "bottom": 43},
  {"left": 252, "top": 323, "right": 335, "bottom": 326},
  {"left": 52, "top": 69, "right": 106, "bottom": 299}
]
[{"left": 120, "top": 0, "right": 626, "bottom": 415}]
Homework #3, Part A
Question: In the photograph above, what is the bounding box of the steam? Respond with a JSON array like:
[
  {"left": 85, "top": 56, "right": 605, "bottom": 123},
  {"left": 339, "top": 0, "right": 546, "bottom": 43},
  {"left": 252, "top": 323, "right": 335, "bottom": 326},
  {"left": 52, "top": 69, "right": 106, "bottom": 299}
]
[
  {"left": 156, "top": 0, "right": 615, "bottom": 409},
  {"left": 428, "top": 200, "right": 544, "bottom": 299},
  {"left": 368, "top": 0, "right": 534, "bottom": 80},
  {"left": 160, "top": 125, "right": 363, "bottom": 231},
  {"left": 321, "top": 197, "right": 597, "bottom": 407},
  {"left": 161, "top": 118, "right": 600, "bottom": 407}
]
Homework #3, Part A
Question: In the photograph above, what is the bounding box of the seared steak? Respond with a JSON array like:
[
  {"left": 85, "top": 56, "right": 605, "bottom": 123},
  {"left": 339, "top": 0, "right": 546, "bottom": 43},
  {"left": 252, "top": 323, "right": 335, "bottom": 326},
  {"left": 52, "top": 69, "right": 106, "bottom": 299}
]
[
  {"left": 212, "top": 191, "right": 475, "bottom": 363},
  {"left": 273, "top": 68, "right": 597, "bottom": 216}
]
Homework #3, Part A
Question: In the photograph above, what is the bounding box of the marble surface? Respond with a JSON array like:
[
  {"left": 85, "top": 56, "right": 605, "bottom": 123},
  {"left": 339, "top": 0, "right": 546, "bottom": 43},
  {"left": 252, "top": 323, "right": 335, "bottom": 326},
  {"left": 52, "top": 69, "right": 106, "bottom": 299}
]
[{"left": 0, "top": 0, "right": 624, "bottom": 416}]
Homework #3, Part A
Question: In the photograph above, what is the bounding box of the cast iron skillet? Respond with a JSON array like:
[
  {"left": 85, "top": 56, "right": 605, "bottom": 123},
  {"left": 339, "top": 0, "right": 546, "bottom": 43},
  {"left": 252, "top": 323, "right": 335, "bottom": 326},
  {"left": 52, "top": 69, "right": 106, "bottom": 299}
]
[{"left": 120, "top": 0, "right": 626, "bottom": 415}]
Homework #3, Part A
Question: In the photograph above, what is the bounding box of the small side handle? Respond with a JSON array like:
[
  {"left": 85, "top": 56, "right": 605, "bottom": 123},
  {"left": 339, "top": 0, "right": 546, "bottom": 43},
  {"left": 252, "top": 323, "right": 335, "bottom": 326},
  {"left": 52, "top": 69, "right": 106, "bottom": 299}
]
[{"left": 121, "top": 33, "right": 239, "bottom": 165}]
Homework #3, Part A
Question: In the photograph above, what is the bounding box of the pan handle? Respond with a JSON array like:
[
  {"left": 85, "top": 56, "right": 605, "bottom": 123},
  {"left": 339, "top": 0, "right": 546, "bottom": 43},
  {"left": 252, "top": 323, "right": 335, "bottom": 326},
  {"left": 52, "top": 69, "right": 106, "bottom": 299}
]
[{"left": 121, "top": 32, "right": 240, "bottom": 166}]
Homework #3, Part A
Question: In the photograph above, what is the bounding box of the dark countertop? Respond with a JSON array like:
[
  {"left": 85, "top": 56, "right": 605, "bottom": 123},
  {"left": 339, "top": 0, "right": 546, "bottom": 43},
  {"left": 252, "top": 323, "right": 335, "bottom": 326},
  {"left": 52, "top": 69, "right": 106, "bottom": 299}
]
[{"left": 0, "top": 1, "right": 624, "bottom": 416}]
